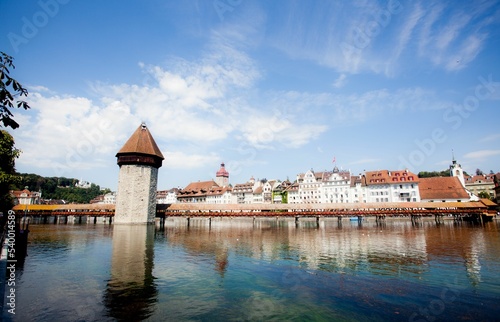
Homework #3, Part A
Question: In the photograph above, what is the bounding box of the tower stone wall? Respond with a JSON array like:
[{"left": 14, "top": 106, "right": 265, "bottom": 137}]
[
  {"left": 115, "top": 165, "right": 158, "bottom": 224},
  {"left": 115, "top": 123, "right": 164, "bottom": 224}
]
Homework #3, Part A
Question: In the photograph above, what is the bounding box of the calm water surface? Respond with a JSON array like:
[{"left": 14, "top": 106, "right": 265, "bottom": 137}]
[{"left": 2, "top": 217, "right": 500, "bottom": 321}]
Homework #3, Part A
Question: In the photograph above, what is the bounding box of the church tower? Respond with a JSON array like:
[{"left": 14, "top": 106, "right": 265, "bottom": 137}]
[
  {"left": 450, "top": 156, "right": 465, "bottom": 187},
  {"left": 115, "top": 123, "right": 164, "bottom": 224},
  {"left": 215, "top": 162, "right": 229, "bottom": 187}
]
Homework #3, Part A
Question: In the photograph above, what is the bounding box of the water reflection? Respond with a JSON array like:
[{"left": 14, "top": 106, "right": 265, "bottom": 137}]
[
  {"left": 104, "top": 225, "right": 157, "bottom": 320},
  {"left": 6, "top": 217, "right": 499, "bottom": 321}
]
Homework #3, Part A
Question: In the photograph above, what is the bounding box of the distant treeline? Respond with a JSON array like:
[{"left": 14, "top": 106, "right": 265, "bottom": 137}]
[
  {"left": 418, "top": 169, "right": 471, "bottom": 178},
  {"left": 417, "top": 170, "right": 450, "bottom": 178},
  {"left": 13, "top": 173, "right": 110, "bottom": 204}
]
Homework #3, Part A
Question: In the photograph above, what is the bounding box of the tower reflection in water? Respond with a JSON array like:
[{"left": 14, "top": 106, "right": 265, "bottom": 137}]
[{"left": 104, "top": 224, "right": 157, "bottom": 320}]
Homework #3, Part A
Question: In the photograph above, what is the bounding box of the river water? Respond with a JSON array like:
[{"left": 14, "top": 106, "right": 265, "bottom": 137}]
[{"left": 2, "top": 217, "right": 500, "bottom": 321}]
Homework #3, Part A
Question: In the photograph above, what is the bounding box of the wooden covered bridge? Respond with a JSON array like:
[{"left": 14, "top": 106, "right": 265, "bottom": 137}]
[{"left": 12, "top": 200, "right": 497, "bottom": 224}]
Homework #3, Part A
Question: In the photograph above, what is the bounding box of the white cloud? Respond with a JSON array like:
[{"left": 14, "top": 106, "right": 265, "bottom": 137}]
[
  {"left": 267, "top": 2, "right": 496, "bottom": 75},
  {"left": 479, "top": 134, "right": 500, "bottom": 142},
  {"left": 332, "top": 74, "right": 347, "bottom": 88},
  {"left": 163, "top": 151, "right": 220, "bottom": 169},
  {"left": 464, "top": 149, "right": 500, "bottom": 161}
]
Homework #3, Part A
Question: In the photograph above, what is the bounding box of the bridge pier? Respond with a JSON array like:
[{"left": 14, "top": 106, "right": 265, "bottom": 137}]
[
  {"left": 434, "top": 214, "right": 444, "bottom": 224},
  {"left": 411, "top": 214, "right": 422, "bottom": 225}
]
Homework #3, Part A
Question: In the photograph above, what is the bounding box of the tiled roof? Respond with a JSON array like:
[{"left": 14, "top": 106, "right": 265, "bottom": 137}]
[
  {"left": 178, "top": 180, "right": 219, "bottom": 196},
  {"left": 365, "top": 170, "right": 419, "bottom": 185},
  {"left": 464, "top": 174, "right": 494, "bottom": 184},
  {"left": 419, "top": 177, "right": 469, "bottom": 200},
  {"left": 116, "top": 123, "right": 164, "bottom": 159},
  {"left": 350, "top": 175, "right": 367, "bottom": 187}
]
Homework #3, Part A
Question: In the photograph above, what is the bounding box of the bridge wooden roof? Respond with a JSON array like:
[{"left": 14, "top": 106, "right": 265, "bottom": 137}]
[
  {"left": 12, "top": 200, "right": 492, "bottom": 213},
  {"left": 13, "top": 204, "right": 115, "bottom": 212},
  {"left": 166, "top": 201, "right": 487, "bottom": 212}
]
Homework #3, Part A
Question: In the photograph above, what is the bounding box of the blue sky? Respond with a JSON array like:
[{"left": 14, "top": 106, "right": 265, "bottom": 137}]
[{"left": 1, "top": 0, "right": 500, "bottom": 191}]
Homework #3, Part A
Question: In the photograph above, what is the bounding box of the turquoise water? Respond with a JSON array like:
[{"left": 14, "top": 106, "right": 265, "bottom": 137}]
[{"left": 2, "top": 217, "right": 500, "bottom": 321}]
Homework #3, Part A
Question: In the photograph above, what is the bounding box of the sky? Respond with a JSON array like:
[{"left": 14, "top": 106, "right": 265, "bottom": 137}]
[{"left": 1, "top": 0, "right": 500, "bottom": 191}]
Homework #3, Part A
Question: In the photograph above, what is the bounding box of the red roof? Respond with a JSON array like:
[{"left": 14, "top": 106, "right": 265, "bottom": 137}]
[
  {"left": 365, "top": 169, "right": 419, "bottom": 185},
  {"left": 116, "top": 123, "right": 164, "bottom": 159},
  {"left": 419, "top": 177, "right": 469, "bottom": 200}
]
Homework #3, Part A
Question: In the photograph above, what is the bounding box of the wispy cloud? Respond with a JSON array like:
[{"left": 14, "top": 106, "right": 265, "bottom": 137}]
[
  {"left": 266, "top": 1, "right": 498, "bottom": 75},
  {"left": 464, "top": 149, "right": 500, "bottom": 161},
  {"left": 479, "top": 133, "right": 500, "bottom": 142},
  {"left": 332, "top": 74, "right": 347, "bottom": 88}
]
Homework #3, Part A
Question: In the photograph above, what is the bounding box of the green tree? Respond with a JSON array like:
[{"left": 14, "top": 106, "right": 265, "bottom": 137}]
[
  {"left": 477, "top": 191, "right": 491, "bottom": 199},
  {"left": 0, "top": 130, "right": 21, "bottom": 211},
  {"left": 1, "top": 52, "right": 30, "bottom": 129}
]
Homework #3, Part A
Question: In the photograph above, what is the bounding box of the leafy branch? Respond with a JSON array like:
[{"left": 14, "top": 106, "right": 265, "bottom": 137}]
[{"left": 1, "top": 51, "right": 31, "bottom": 129}]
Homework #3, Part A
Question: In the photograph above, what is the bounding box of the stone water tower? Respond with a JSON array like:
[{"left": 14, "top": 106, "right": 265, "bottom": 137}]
[{"left": 115, "top": 123, "right": 164, "bottom": 224}]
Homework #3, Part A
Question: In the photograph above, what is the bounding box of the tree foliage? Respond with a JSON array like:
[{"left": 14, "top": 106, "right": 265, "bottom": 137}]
[
  {"left": 13, "top": 173, "right": 110, "bottom": 204},
  {"left": 1, "top": 51, "right": 30, "bottom": 129},
  {"left": 417, "top": 170, "right": 451, "bottom": 178},
  {"left": 0, "top": 130, "right": 21, "bottom": 211},
  {"left": 477, "top": 191, "right": 493, "bottom": 201}
]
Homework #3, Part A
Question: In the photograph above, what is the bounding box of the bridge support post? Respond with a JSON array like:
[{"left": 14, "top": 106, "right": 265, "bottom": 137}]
[{"left": 187, "top": 217, "right": 190, "bottom": 227}]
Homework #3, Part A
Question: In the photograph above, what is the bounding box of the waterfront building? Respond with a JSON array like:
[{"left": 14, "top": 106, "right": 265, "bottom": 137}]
[
  {"left": 90, "top": 194, "right": 105, "bottom": 204},
  {"left": 176, "top": 180, "right": 219, "bottom": 203},
  {"left": 494, "top": 174, "right": 500, "bottom": 205},
  {"left": 10, "top": 188, "right": 42, "bottom": 205},
  {"left": 284, "top": 182, "right": 300, "bottom": 204},
  {"left": 320, "top": 166, "right": 351, "bottom": 203},
  {"left": 419, "top": 177, "right": 470, "bottom": 202},
  {"left": 252, "top": 185, "right": 263, "bottom": 204},
  {"left": 464, "top": 174, "right": 496, "bottom": 199},
  {"left": 272, "top": 180, "right": 291, "bottom": 204},
  {"left": 115, "top": 123, "right": 164, "bottom": 224},
  {"left": 297, "top": 169, "right": 326, "bottom": 204},
  {"left": 232, "top": 177, "right": 257, "bottom": 204},
  {"left": 90, "top": 192, "right": 117, "bottom": 204},
  {"left": 350, "top": 175, "right": 368, "bottom": 203},
  {"left": 206, "top": 186, "right": 233, "bottom": 204},
  {"left": 157, "top": 188, "right": 179, "bottom": 204},
  {"left": 263, "top": 180, "right": 279, "bottom": 203},
  {"left": 364, "top": 169, "right": 420, "bottom": 202},
  {"left": 104, "top": 192, "right": 116, "bottom": 204}
]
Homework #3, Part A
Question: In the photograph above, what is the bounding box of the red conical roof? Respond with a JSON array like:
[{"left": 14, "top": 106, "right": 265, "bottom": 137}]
[
  {"left": 116, "top": 123, "right": 164, "bottom": 168},
  {"left": 116, "top": 123, "right": 164, "bottom": 159}
]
